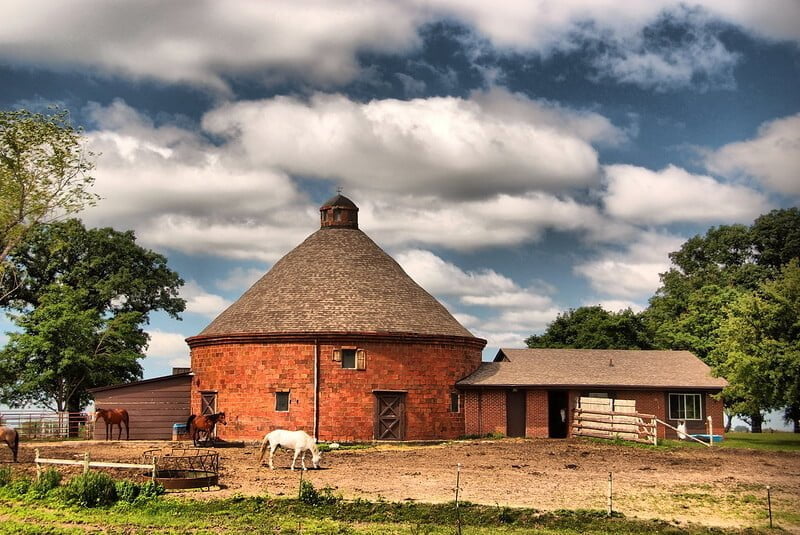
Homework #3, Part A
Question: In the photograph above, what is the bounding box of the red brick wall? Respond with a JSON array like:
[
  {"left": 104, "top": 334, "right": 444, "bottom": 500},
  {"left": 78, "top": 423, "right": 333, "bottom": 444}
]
[
  {"left": 463, "top": 390, "right": 506, "bottom": 436},
  {"left": 526, "top": 390, "right": 548, "bottom": 437},
  {"left": 191, "top": 340, "right": 481, "bottom": 441}
]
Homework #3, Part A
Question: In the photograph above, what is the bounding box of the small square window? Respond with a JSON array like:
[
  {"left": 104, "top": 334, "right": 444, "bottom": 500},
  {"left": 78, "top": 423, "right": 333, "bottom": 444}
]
[
  {"left": 275, "top": 391, "right": 290, "bottom": 412},
  {"left": 341, "top": 349, "right": 356, "bottom": 369},
  {"left": 450, "top": 393, "right": 460, "bottom": 413}
]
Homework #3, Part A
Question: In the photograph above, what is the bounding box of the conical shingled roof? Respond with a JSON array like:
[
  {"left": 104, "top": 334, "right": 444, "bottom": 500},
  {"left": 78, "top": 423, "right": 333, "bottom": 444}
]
[{"left": 198, "top": 199, "right": 477, "bottom": 340}]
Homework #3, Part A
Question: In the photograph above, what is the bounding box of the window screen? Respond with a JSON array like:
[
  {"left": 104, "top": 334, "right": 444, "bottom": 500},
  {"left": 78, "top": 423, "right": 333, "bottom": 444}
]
[
  {"left": 275, "top": 391, "right": 290, "bottom": 412},
  {"left": 669, "top": 393, "right": 702, "bottom": 420}
]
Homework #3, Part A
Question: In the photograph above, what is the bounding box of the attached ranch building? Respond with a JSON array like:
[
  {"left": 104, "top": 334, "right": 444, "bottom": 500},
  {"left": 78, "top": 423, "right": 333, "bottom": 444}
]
[{"left": 458, "top": 348, "right": 726, "bottom": 440}]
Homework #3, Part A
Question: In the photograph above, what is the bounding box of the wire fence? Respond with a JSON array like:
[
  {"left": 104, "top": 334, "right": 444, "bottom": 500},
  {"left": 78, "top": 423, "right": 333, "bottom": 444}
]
[{"left": 0, "top": 410, "right": 91, "bottom": 439}]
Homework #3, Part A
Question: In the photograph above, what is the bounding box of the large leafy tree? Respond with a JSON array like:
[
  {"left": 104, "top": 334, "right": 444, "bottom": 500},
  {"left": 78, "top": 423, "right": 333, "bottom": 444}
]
[
  {"left": 646, "top": 208, "right": 800, "bottom": 431},
  {"left": 0, "top": 219, "right": 185, "bottom": 412},
  {"left": 0, "top": 109, "right": 97, "bottom": 275},
  {"left": 526, "top": 306, "right": 653, "bottom": 350},
  {"left": 711, "top": 261, "right": 800, "bottom": 432}
]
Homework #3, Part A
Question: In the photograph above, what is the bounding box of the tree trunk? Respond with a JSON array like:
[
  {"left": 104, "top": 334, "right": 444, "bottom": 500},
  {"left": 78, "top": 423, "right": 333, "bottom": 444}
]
[
  {"left": 793, "top": 418, "right": 799, "bottom": 434},
  {"left": 724, "top": 413, "right": 733, "bottom": 433},
  {"left": 750, "top": 413, "right": 763, "bottom": 433}
]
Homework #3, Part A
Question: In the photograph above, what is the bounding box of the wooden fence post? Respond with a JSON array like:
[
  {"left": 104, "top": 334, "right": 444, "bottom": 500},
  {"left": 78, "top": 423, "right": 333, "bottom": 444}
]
[
  {"left": 35, "top": 449, "right": 41, "bottom": 481},
  {"left": 83, "top": 452, "right": 90, "bottom": 474}
]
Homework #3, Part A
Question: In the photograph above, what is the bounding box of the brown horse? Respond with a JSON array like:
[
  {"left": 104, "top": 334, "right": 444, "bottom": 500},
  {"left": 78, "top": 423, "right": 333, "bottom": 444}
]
[
  {"left": 0, "top": 426, "right": 19, "bottom": 462},
  {"left": 94, "top": 408, "right": 130, "bottom": 440},
  {"left": 186, "top": 412, "right": 227, "bottom": 446}
]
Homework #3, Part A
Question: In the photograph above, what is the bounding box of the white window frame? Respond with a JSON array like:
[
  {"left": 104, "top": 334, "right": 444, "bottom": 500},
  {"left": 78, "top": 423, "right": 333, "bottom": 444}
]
[{"left": 668, "top": 393, "right": 703, "bottom": 421}]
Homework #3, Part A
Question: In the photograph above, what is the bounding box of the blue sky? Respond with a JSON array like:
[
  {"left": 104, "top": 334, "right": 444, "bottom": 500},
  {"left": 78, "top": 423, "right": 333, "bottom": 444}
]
[{"left": 1, "top": 1, "right": 799, "bottom": 400}]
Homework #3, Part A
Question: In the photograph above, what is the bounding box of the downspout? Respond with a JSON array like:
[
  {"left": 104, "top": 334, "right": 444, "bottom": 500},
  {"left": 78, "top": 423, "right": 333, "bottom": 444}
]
[{"left": 313, "top": 339, "right": 320, "bottom": 440}]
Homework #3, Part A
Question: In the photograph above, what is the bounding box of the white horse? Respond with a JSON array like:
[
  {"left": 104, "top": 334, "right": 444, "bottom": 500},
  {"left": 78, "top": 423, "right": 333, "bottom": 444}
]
[{"left": 258, "top": 429, "right": 321, "bottom": 470}]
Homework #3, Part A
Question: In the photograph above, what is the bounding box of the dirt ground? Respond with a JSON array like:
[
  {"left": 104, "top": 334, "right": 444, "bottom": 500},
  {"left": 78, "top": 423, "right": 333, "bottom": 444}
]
[{"left": 6, "top": 438, "right": 800, "bottom": 531}]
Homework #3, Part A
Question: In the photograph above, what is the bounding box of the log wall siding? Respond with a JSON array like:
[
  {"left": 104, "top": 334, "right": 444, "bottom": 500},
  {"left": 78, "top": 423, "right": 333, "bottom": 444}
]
[{"left": 92, "top": 376, "right": 191, "bottom": 440}]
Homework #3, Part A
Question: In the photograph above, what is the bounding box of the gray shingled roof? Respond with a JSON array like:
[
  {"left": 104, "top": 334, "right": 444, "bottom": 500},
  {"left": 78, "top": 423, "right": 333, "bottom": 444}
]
[
  {"left": 457, "top": 348, "right": 727, "bottom": 389},
  {"left": 199, "top": 227, "right": 478, "bottom": 339}
]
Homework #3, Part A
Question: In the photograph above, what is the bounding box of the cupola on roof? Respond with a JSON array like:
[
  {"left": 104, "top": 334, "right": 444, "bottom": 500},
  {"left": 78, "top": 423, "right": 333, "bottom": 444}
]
[
  {"left": 196, "top": 195, "right": 479, "bottom": 341},
  {"left": 320, "top": 193, "right": 358, "bottom": 229}
]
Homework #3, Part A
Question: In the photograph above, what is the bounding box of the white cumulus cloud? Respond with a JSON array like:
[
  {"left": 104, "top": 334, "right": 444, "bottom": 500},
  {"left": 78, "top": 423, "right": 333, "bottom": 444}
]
[
  {"left": 602, "top": 164, "right": 770, "bottom": 224},
  {"left": 574, "top": 232, "right": 685, "bottom": 300},
  {"left": 202, "top": 89, "right": 620, "bottom": 198},
  {"left": 145, "top": 330, "right": 190, "bottom": 369},
  {"left": 705, "top": 113, "right": 800, "bottom": 196}
]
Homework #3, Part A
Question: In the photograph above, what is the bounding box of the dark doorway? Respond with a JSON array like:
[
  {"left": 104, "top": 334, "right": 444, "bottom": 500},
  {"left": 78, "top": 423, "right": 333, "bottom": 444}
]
[
  {"left": 506, "top": 389, "right": 527, "bottom": 437},
  {"left": 374, "top": 392, "right": 405, "bottom": 440},
  {"left": 548, "top": 390, "right": 569, "bottom": 438}
]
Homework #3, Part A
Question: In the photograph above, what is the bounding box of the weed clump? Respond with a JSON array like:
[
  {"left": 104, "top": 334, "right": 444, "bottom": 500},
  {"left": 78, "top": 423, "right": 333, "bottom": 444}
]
[
  {"left": 299, "top": 480, "right": 341, "bottom": 506},
  {"left": 62, "top": 471, "right": 118, "bottom": 507}
]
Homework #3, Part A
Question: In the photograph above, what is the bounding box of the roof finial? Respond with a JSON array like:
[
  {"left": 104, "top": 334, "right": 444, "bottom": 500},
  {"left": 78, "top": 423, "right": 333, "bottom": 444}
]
[{"left": 337, "top": 186, "right": 343, "bottom": 195}]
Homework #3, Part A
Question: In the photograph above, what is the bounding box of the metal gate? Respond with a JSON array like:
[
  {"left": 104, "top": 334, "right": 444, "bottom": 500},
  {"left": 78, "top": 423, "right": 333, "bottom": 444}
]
[{"left": 374, "top": 392, "right": 405, "bottom": 440}]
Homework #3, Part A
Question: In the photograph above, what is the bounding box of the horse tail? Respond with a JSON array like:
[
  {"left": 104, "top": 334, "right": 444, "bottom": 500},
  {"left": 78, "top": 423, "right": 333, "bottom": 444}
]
[
  {"left": 258, "top": 433, "right": 271, "bottom": 463},
  {"left": 186, "top": 414, "right": 196, "bottom": 431}
]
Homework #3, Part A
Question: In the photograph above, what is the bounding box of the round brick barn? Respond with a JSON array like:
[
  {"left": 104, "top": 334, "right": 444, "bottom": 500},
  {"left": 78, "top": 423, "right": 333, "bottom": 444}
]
[{"left": 187, "top": 195, "right": 486, "bottom": 441}]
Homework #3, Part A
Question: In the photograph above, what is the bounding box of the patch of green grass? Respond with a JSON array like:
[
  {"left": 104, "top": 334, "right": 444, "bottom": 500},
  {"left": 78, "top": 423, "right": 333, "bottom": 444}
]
[
  {"left": 718, "top": 432, "right": 800, "bottom": 451},
  {"left": 0, "top": 494, "right": 767, "bottom": 534}
]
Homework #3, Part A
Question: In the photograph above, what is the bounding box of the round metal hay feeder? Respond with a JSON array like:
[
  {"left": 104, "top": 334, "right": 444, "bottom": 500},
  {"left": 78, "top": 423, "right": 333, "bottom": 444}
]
[{"left": 141, "top": 448, "right": 220, "bottom": 490}]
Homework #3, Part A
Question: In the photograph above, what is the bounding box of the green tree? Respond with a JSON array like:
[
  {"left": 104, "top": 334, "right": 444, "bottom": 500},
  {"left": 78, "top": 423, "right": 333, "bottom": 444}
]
[
  {"left": 644, "top": 209, "right": 800, "bottom": 431},
  {"left": 711, "top": 261, "right": 800, "bottom": 432},
  {"left": 0, "top": 219, "right": 185, "bottom": 412},
  {"left": 0, "top": 109, "right": 97, "bottom": 273},
  {"left": 526, "top": 306, "right": 652, "bottom": 349}
]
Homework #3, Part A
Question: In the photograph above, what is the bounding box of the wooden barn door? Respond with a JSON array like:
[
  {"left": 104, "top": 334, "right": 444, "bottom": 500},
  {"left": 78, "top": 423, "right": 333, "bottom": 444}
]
[
  {"left": 374, "top": 392, "right": 405, "bottom": 440},
  {"left": 200, "top": 391, "right": 218, "bottom": 438},
  {"left": 506, "top": 389, "right": 527, "bottom": 437}
]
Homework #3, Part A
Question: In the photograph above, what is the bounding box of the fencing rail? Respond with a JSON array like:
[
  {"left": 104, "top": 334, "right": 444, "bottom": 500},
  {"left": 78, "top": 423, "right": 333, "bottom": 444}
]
[
  {"left": 0, "top": 411, "right": 90, "bottom": 439},
  {"left": 573, "top": 407, "right": 658, "bottom": 445},
  {"left": 34, "top": 449, "right": 156, "bottom": 479}
]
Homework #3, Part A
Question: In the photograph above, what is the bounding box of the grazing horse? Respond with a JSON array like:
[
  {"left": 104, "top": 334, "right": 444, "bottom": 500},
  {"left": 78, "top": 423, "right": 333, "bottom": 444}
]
[
  {"left": 259, "top": 429, "right": 321, "bottom": 470},
  {"left": 186, "top": 412, "right": 227, "bottom": 447},
  {"left": 0, "top": 426, "right": 19, "bottom": 462},
  {"left": 94, "top": 408, "right": 130, "bottom": 440}
]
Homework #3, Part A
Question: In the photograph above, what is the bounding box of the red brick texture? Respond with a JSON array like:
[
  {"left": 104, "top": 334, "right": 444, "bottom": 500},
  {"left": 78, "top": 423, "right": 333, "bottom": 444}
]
[
  {"left": 526, "top": 390, "right": 548, "bottom": 437},
  {"left": 190, "top": 339, "right": 482, "bottom": 441},
  {"left": 462, "top": 388, "right": 724, "bottom": 439},
  {"left": 463, "top": 390, "right": 506, "bottom": 436}
]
